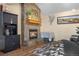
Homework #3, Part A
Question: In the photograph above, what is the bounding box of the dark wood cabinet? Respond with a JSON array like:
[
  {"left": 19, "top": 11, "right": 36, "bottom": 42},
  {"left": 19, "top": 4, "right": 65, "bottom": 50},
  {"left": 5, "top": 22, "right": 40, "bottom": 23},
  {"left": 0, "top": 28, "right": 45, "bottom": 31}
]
[
  {"left": 0, "top": 12, "right": 20, "bottom": 52},
  {"left": 0, "top": 12, "right": 18, "bottom": 35},
  {"left": 3, "top": 12, "right": 17, "bottom": 24}
]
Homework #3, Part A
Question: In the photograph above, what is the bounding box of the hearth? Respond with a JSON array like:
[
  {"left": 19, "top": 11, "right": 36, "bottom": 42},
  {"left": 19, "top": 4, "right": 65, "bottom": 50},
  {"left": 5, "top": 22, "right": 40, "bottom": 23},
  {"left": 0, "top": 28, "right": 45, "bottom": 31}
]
[{"left": 29, "top": 29, "right": 38, "bottom": 39}]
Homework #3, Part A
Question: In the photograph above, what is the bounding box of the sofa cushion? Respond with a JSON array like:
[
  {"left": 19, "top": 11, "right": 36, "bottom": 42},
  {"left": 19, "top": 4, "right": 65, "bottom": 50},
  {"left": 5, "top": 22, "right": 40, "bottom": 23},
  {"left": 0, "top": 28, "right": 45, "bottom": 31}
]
[{"left": 62, "top": 40, "right": 79, "bottom": 56}]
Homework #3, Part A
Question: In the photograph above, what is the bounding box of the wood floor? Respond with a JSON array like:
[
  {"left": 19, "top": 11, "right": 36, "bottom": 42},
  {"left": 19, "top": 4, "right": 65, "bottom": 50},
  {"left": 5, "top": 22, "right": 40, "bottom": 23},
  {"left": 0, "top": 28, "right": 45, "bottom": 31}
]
[
  {"left": 0, "top": 44, "right": 45, "bottom": 56},
  {"left": 0, "top": 51, "right": 4, "bottom": 55}
]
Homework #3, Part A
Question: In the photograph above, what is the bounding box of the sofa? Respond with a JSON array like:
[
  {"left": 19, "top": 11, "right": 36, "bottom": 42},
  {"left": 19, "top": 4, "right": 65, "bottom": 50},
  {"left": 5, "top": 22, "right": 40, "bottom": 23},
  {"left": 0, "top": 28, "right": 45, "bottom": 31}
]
[{"left": 62, "top": 40, "right": 79, "bottom": 56}]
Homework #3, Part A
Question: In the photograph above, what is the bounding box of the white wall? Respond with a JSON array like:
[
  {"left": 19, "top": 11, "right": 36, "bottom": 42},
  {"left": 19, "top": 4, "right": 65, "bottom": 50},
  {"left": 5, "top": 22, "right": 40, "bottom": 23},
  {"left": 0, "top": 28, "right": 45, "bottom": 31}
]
[{"left": 41, "top": 10, "right": 79, "bottom": 41}]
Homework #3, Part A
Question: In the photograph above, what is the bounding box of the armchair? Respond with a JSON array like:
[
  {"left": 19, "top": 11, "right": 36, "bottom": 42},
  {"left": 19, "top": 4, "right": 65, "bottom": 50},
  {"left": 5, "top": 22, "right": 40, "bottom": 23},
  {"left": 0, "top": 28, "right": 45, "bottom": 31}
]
[{"left": 40, "top": 32, "right": 54, "bottom": 43}]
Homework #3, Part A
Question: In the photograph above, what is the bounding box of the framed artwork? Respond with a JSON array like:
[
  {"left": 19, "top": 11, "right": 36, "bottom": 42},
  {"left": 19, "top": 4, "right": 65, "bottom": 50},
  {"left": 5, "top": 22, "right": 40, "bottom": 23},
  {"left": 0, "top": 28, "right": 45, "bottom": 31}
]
[
  {"left": 57, "top": 15, "right": 79, "bottom": 24},
  {"left": 25, "top": 5, "right": 41, "bottom": 25}
]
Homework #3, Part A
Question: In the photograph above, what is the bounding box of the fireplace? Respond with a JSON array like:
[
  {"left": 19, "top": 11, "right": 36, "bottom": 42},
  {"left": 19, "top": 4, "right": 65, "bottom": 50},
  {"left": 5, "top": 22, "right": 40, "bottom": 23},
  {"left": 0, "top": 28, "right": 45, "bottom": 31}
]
[{"left": 29, "top": 29, "right": 38, "bottom": 39}]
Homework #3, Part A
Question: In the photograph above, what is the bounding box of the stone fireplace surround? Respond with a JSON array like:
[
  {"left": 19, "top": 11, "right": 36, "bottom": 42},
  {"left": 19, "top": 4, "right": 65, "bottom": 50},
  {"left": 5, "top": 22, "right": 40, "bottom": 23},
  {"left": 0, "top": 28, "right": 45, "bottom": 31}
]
[
  {"left": 22, "top": 3, "right": 41, "bottom": 47},
  {"left": 24, "top": 24, "right": 40, "bottom": 46}
]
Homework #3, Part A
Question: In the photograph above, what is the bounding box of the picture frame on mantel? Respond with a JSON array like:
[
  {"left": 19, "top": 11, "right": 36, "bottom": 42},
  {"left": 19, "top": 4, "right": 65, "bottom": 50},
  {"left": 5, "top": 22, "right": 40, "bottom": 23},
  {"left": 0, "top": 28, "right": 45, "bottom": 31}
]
[{"left": 57, "top": 15, "right": 79, "bottom": 24}]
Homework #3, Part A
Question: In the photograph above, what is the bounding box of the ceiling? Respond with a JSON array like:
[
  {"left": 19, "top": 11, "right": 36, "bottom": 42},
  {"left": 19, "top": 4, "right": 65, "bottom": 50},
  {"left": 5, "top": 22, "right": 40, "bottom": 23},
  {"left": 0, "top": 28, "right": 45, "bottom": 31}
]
[{"left": 36, "top": 3, "right": 79, "bottom": 15}]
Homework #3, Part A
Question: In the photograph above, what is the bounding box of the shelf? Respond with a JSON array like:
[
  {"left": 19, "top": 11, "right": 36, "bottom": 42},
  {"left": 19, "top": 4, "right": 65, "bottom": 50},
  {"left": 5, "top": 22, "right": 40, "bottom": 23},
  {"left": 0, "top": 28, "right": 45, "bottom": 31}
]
[{"left": 25, "top": 19, "right": 41, "bottom": 25}]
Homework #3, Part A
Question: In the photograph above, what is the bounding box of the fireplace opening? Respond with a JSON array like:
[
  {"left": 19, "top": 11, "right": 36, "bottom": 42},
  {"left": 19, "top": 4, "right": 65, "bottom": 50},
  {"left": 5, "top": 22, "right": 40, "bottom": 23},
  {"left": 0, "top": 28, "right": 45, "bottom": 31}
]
[{"left": 29, "top": 29, "right": 38, "bottom": 39}]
